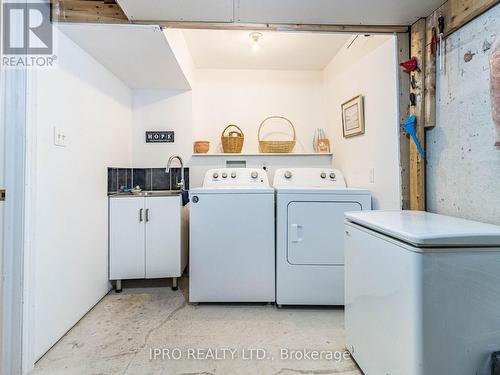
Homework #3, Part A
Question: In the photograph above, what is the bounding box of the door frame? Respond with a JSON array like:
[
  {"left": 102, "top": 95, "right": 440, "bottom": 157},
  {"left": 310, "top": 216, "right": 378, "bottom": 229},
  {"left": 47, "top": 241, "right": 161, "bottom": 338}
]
[
  {"left": 1, "top": 16, "right": 408, "bottom": 374},
  {"left": 0, "top": 0, "right": 29, "bottom": 374}
]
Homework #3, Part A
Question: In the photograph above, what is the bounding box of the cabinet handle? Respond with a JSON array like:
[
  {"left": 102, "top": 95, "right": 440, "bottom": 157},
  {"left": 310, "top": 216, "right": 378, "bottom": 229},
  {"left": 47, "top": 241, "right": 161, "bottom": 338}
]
[
  {"left": 139, "top": 208, "right": 143, "bottom": 222},
  {"left": 145, "top": 208, "right": 150, "bottom": 222}
]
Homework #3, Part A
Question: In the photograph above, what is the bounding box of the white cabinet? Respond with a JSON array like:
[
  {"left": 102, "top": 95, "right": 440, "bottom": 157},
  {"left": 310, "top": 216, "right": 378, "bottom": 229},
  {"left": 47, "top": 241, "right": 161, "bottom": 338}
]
[{"left": 109, "top": 195, "right": 188, "bottom": 291}]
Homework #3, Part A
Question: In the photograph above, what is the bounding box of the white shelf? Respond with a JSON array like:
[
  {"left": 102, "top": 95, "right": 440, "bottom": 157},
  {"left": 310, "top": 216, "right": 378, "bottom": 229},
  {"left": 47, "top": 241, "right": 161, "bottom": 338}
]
[{"left": 191, "top": 153, "right": 333, "bottom": 157}]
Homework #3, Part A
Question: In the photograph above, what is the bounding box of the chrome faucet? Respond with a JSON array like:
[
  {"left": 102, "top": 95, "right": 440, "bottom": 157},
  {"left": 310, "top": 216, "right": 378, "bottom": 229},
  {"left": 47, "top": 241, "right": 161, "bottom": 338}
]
[{"left": 166, "top": 155, "right": 185, "bottom": 190}]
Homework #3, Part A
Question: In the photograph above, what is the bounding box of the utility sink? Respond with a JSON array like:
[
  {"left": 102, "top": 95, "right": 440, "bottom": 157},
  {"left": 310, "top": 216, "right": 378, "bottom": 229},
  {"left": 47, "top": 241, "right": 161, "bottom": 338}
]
[{"left": 142, "top": 190, "right": 182, "bottom": 197}]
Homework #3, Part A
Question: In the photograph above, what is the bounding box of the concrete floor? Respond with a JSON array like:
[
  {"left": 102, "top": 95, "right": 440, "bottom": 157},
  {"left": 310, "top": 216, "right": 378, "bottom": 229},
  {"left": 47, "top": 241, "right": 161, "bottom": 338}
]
[{"left": 31, "top": 278, "right": 362, "bottom": 375}]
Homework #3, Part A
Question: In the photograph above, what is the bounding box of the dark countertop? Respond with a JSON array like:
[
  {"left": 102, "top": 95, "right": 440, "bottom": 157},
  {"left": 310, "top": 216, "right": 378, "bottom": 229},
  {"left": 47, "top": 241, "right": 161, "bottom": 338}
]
[{"left": 108, "top": 190, "right": 182, "bottom": 198}]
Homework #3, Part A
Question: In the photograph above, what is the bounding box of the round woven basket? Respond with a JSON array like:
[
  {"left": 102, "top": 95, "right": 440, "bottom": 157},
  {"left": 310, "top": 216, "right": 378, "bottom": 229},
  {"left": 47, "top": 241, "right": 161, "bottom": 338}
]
[
  {"left": 221, "top": 124, "right": 244, "bottom": 153},
  {"left": 258, "top": 116, "right": 296, "bottom": 153}
]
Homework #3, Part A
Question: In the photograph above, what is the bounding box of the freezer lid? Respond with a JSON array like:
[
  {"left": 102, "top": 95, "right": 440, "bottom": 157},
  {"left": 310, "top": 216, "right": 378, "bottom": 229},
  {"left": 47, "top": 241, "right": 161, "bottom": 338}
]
[{"left": 345, "top": 210, "right": 500, "bottom": 247}]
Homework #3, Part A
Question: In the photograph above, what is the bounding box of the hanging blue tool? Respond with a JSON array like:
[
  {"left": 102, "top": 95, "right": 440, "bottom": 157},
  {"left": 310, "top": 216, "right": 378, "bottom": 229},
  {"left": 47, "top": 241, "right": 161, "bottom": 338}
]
[{"left": 403, "top": 114, "right": 425, "bottom": 158}]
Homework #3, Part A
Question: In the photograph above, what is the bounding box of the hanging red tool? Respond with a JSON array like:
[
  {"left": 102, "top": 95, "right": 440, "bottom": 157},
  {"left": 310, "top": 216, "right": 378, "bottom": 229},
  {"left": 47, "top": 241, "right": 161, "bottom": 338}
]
[
  {"left": 431, "top": 27, "right": 438, "bottom": 55},
  {"left": 400, "top": 56, "right": 419, "bottom": 73}
]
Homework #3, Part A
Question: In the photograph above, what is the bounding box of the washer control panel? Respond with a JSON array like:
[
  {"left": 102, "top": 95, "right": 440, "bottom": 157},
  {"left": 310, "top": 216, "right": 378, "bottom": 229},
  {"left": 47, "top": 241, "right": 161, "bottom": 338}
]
[
  {"left": 273, "top": 168, "right": 346, "bottom": 188},
  {"left": 203, "top": 168, "right": 270, "bottom": 187}
]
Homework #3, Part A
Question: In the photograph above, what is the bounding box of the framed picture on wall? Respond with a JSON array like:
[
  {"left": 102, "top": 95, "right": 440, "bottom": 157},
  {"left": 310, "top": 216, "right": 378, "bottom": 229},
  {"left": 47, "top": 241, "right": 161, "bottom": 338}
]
[{"left": 342, "top": 95, "right": 365, "bottom": 138}]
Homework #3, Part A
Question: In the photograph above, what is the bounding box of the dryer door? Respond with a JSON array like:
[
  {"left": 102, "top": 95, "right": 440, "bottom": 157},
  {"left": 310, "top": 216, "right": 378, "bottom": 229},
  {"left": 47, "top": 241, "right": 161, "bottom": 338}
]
[{"left": 287, "top": 201, "right": 362, "bottom": 265}]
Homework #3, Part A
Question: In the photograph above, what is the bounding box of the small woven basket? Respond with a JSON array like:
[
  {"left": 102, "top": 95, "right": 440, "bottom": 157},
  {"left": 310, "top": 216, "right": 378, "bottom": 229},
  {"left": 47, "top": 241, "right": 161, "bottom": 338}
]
[
  {"left": 258, "top": 116, "right": 296, "bottom": 153},
  {"left": 221, "top": 124, "right": 244, "bottom": 153}
]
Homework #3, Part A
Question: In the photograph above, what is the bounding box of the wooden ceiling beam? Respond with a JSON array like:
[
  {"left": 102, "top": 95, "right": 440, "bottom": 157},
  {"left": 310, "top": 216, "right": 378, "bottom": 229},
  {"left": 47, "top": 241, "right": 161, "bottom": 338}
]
[
  {"left": 153, "top": 21, "right": 408, "bottom": 33},
  {"left": 50, "top": 0, "right": 408, "bottom": 33},
  {"left": 51, "top": 0, "right": 129, "bottom": 23}
]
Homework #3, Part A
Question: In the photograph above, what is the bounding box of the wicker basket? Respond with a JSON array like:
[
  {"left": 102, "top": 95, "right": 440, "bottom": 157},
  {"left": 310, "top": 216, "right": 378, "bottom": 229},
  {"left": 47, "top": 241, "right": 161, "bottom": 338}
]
[
  {"left": 258, "top": 116, "right": 296, "bottom": 153},
  {"left": 221, "top": 124, "right": 244, "bottom": 153}
]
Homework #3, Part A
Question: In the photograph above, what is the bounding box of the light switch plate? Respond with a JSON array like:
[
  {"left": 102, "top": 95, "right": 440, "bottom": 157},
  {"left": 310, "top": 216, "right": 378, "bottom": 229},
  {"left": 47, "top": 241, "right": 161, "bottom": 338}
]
[{"left": 53, "top": 127, "right": 67, "bottom": 147}]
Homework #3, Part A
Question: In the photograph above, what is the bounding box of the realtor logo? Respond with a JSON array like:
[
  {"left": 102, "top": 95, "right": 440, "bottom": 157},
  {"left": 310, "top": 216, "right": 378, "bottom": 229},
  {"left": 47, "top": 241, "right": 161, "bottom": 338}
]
[{"left": 2, "top": 2, "right": 52, "bottom": 55}]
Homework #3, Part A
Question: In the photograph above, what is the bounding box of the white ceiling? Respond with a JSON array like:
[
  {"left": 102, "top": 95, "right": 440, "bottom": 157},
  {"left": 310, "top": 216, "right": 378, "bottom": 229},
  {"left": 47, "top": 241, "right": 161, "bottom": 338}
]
[
  {"left": 182, "top": 30, "right": 351, "bottom": 70},
  {"left": 117, "top": 0, "right": 445, "bottom": 25},
  {"left": 58, "top": 24, "right": 191, "bottom": 89}
]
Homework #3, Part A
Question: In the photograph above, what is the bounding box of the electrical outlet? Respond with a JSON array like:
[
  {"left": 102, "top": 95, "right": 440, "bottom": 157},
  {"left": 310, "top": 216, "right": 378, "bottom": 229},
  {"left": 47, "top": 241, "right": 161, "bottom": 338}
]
[
  {"left": 53, "top": 127, "right": 67, "bottom": 147},
  {"left": 369, "top": 168, "right": 375, "bottom": 183}
]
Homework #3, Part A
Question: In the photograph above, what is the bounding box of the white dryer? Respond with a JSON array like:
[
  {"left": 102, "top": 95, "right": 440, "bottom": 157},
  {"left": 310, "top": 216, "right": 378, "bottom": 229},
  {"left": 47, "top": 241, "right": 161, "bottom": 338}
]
[
  {"left": 274, "top": 168, "right": 371, "bottom": 306},
  {"left": 189, "top": 168, "right": 275, "bottom": 303}
]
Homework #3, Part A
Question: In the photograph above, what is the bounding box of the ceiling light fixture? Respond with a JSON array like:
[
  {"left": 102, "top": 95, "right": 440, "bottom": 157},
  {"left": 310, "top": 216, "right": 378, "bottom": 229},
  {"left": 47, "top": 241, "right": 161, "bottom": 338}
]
[{"left": 249, "top": 32, "right": 263, "bottom": 52}]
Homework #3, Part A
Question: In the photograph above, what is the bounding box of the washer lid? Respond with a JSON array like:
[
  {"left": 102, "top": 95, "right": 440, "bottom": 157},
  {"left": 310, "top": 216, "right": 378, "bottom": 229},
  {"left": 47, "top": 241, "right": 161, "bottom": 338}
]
[
  {"left": 190, "top": 187, "right": 274, "bottom": 194},
  {"left": 345, "top": 210, "right": 500, "bottom": 247}
]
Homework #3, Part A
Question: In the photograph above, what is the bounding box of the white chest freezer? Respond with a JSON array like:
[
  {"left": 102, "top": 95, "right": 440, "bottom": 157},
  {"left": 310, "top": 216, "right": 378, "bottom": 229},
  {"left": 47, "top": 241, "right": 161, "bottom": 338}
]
[{"left": 344, "top": 210, "right": 500, "bottom": 375}]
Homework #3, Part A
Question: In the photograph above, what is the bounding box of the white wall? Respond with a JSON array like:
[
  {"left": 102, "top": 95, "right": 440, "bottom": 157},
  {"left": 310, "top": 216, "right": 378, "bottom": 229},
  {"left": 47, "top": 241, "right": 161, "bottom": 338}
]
[
  {"left": 132, "top": 69, "right": 334, "bottom": 186},
  {"left": 187, "top": 154, "right": 334, "bottom": 187},
  {"left": 130, "top": 31, "right": 195, "bottom": 169},
  {"left": 324, "top": 35, "right": 401, "bottom": 209},
  {"left": 131, "top": 54, "right": 401, "bottom": 190},
  {"left": 163, "top": 29, "right": 196, "bottom": 87},
  {"left": 193, "top": 69, "right": 327, "bottom": 154},
  {"left": 427, "top": 4, "right": 500, "bottom": 225},
  {"left": 29, "top": 28, "right": 132, "bottom": 361},
  {"left": 132, "top": 89, "right": 192, "bottom": 166}
]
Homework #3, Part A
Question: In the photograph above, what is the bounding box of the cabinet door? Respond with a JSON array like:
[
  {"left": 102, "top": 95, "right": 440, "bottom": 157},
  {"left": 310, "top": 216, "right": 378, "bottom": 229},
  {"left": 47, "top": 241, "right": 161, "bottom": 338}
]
[
  {"left": 145, "top": 196, "right": 180, "bottom": 278},
  {"left": 109, "top": 197, "right": 145, "bottom": 280}
]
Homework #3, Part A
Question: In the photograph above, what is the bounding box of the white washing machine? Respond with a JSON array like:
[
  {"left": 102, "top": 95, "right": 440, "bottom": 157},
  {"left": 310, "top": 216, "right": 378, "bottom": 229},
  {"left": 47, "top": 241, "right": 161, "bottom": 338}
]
[
  {"left": 345, "top": 210, "right": 500, "bottom": 375},
  {"left": 189, "top": 168, "right": 275, "bottom": 303},
  {"left": 274, "top": 168, "right": 371, "bottom": 306}
]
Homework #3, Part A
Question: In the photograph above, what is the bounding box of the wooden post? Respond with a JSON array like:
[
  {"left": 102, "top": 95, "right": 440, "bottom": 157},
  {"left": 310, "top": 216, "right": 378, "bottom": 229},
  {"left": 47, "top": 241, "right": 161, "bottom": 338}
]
[
  {"left": 409, "top": 19, "right": 426, "bottom": 211},
  {"left": 397, "top": 33, "right": 411, "bottom": 210},
  {"left": 424, "top": 16, "right": 436, "bottom": 129},
  {"left": 425, "top": 0, "right": 499, "bottom": 40}
]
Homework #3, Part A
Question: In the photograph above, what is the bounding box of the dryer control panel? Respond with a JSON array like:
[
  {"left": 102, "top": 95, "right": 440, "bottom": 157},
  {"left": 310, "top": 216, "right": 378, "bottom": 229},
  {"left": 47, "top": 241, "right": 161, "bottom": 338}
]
[
  {"left": 203, "top": 168, "right": 270, "bottom": 187},
  {"left": 273, "top": 168, "right": 346, "bottom": 188}
]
